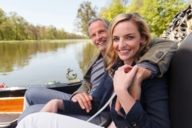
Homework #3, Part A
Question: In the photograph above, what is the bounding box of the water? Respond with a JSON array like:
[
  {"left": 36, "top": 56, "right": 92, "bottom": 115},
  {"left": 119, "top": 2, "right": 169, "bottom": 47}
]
[{"left": 0, "top": 40, "right": 98, "bottom": 87}]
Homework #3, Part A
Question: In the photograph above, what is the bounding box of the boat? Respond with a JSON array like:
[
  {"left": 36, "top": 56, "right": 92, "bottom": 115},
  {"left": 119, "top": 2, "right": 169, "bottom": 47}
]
[{"left": 0, "top": 81, "right": 81, "bottom": 128}]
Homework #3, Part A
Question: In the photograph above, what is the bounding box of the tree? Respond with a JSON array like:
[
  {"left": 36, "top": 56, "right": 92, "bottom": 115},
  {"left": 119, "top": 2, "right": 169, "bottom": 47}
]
[
  {"left": 0, "top": 8, "right": 6, "bottom": 24},
  {"left": 9, "top": 12, "right": 28, "bottom": 40},
  {"left": 99, "top": 0, "right": 126, "bottom": 21},
  {"left": 0, "top": 8, "right": 7, "bottom": 39},
  {"left": 0, "top": 8, "right": 85, "bottom": 40},
  {"left": 76, "top": 1, "right": 97, "bottom": 36},
  {"left": 126, "top": 0, "right": 186, "bottom": 36},
  {"left": 0, "top": 20, "right": 16, "bottom": 40}
]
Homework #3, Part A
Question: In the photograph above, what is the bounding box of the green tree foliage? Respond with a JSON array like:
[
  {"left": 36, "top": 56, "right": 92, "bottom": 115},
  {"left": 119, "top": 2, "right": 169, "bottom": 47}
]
[
  {"left": 99, "top": 0, "right": 126, "bottom": 21},
  {"left": 0, "top": 8, "right": 85, "bottom": 40},
  {"left": 0, "top": 8, "right": 8, "bottom": 40},
  {"left": 0, "top": 20, "right": 16, "bottom": 40},
  {"left": 126, "top": 0, "right": 187, "bottom": 36},
  {"left": 9, "top": 12, "right": 28, "bottom": 40},
  {"left": 76, "top": 1, "right": 97, "bottom": 36},
  {"left": 0, "top": 8, "right": 6, "bottom": 24},
  {"left": 98, "top": 0, "right": 187, "bottom": 36}
]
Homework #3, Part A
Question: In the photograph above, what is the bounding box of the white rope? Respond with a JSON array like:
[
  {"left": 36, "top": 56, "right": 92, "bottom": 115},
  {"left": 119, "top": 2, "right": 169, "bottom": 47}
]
[{"left": 86, "top": 93, "right": 116, "bottom": 122}]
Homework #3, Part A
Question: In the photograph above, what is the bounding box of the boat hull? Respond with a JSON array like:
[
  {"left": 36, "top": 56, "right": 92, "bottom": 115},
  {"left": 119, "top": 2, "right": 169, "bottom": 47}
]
[
  {"left": 0, "top": 97, "right": 24, "bottom": 112},
  {"left": 0, "top": 81, "right": 81, "bottom": 127},
  {"left": 0, "top": 81, "right": 81, "bottom": 112}
]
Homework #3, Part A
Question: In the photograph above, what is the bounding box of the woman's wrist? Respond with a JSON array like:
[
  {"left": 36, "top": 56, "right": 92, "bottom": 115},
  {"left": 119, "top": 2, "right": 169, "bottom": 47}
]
[{"left": 116, "top": 90, "right": 136, "bottom": 113}]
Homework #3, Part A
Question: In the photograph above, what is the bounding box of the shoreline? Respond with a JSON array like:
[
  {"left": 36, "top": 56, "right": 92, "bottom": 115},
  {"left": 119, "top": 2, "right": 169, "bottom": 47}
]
[{"left": 0, "top": 39, "right": 90, "bottom": 43}]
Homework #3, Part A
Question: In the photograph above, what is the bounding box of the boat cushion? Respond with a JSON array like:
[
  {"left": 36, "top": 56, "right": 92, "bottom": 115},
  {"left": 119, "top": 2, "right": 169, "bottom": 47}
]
[{"left": 169, "top": 33, "right": 192, "bottom": 128}]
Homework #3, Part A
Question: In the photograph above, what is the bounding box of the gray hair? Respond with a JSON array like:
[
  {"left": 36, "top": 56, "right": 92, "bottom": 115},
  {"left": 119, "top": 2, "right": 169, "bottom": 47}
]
[{"left": 88, "top": 18, "right": 109, "bottom": 36}]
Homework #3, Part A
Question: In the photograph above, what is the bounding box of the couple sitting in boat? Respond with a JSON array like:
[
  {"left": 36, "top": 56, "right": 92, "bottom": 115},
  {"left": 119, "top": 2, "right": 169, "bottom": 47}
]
[{"left": 17, "top": 12, "right": 179, "bottom": 128}]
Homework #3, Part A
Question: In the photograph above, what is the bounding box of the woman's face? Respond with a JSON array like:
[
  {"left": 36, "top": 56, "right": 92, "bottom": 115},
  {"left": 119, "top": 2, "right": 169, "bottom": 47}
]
[{"left": 112, "top": 20, "right": 143, "bottom": 64}]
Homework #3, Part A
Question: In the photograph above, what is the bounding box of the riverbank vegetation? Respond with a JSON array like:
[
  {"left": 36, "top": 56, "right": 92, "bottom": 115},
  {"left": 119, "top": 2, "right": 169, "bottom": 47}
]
[
  {"left": 0, "top": 0, "right": 191, "bottom": 40},
  {"left": 0, "top": 10, "right": 86, "bottom": 40},
  {"left": 76, "top": 0, "right": 190, "bottom": 37}
]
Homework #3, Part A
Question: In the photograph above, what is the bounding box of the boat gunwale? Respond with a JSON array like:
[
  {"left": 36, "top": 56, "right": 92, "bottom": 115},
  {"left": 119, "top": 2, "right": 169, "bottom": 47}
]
[{"left": 0, "top": 81, "right": 81, "bottom": 98}]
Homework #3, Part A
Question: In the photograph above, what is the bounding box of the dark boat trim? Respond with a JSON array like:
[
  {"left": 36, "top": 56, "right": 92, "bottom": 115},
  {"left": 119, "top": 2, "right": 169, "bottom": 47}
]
[{"left": 0, "top": 81, "right": 81, "bottom": 98}]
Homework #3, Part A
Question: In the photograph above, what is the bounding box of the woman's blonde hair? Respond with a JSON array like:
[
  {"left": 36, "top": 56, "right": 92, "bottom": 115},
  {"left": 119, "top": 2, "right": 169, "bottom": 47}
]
[{"left": 105, "top": 13, "right": 151, "bottom": 70}]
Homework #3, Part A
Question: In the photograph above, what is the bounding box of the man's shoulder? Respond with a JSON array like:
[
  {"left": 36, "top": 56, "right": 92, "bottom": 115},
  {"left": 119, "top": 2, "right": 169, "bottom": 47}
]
[
  {"left": 90, "top": 53, "right": 103, "bottom": 64},
  {"left": 150, "top": 37, "right": 175, "bottom": 44}
]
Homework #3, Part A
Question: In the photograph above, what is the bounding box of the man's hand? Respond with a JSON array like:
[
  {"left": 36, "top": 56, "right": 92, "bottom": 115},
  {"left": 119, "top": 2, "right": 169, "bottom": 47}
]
[
  {"left": 71, "top": 92, "right": 92, "bottom": 113},
  {"left": 135, "top": 66, "right": 152, "bottom": 81},
  {"left": 0, "top": 83, "right": 6, "bottom": 88},
  {"left": 129, "top": 66, "right": 152, "bottom": 100}
]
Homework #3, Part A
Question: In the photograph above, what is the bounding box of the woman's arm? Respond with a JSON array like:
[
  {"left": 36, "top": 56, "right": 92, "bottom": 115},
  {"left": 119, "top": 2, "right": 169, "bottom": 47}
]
[
  {"left": 124, "top": 78, "right": 170, "bottom": 128},
  {"left": 113, "top": 65, "right": 170, "bottom": 128},
  {"left": 113, "top": 65, "right": 138, "bottom": 113}
]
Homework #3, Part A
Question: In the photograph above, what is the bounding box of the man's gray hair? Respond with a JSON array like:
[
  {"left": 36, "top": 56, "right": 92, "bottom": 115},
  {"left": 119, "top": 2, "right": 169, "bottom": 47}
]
[{"left": 88, "top": 18, "right": 110, "bottom": 30}]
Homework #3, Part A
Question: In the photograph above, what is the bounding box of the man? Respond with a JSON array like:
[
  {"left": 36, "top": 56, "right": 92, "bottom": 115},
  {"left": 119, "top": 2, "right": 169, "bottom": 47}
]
[{"left": 20, "top": 18, "right": 177, "bottom": 124}]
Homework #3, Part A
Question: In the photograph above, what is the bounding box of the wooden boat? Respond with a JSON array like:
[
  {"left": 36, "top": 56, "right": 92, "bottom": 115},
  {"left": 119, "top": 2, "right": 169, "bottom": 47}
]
[{"left": 0, "top": 81, "right": 81, "bottom": 128}]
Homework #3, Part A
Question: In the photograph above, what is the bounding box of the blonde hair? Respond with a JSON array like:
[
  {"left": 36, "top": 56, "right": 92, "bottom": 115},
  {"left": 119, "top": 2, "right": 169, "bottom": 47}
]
[{"left": 105, "top": 13, "right": 151, "bottom": 70}]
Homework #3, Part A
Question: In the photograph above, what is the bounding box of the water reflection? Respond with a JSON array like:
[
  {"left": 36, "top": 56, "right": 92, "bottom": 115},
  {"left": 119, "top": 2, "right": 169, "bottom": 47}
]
[{"left": 0, "top": 40, "right": 98, "bottom": 87}]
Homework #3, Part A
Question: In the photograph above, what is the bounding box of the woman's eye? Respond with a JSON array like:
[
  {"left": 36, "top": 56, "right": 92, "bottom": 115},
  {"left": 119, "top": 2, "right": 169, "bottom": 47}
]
[
  {"left": 113, "top": 37, "right": 119, "bottom": 42},
  {"left": 126, "top": 36, "right": 134, "bottom": 40}
]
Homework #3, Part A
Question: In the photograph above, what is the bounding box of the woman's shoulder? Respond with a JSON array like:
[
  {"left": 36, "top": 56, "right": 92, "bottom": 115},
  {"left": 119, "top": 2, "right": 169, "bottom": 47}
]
[{"left": 141, "top": 76, "right": 169, "bottom": 101}]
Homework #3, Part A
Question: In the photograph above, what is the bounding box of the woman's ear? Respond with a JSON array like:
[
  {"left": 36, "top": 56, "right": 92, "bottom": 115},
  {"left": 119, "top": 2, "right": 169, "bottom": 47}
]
[{"left": 140, "top": 38, "right": 145, "bottom": 45}]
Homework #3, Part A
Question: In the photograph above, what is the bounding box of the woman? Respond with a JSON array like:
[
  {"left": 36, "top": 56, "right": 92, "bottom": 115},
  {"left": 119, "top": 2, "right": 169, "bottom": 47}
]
[
  {"left": 105, "top": 13, "right": 170, "bottom": 128},
  {"left": 16, "top": 13, "right": 170, "bottom": 128}
]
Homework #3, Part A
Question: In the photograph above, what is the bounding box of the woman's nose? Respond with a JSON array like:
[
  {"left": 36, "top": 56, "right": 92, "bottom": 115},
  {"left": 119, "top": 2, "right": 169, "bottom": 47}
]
[{"left": 118, "top": 39, "right": 126, "bottom": 49}]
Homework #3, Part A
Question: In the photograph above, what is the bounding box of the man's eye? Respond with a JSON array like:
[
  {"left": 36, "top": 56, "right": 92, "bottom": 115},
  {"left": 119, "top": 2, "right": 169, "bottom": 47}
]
[{"left": 91, "top": 34, "right": 96, "bottom": 38}]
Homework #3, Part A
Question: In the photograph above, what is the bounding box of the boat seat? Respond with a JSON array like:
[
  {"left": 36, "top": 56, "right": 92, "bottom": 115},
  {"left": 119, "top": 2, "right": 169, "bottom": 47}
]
[
  {"left": 0, "top": 114, "right": 18, "bottom": 128},
  {"left": 169, "top": 33, "right": 192, "bottom": 128}
]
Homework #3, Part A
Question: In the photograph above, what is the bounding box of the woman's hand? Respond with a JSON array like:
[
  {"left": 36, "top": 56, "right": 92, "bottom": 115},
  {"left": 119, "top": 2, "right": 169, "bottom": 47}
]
[
  {"left": 129, "top": 66, "right": 152, "bottom": 100},
  {"left": 113, "top": 65, "right": 138, "bottom": 113},
  {"left": 113, "top": 65, "right": 138, "bottom": 93}
]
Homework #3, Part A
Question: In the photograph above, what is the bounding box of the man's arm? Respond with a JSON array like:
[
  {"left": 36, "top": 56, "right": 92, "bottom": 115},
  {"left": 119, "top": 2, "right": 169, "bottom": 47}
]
[
  {"left": 130, "top": 38, "right": 178, "bottom": 100},
  {"left": 71, "top": 53, "right": 102, "bottom": 96},
  {"left": 72, "top": 80, "right": 91, "bottom": 95},
  {"left": 70, "top": 80, "right": 92, "bottom": 112},
  {"left": 138, "top": 38, "right": 178, "bottom": 77},
  {"left": 70, "top": 54, "right": 103, "bottom": 112}
]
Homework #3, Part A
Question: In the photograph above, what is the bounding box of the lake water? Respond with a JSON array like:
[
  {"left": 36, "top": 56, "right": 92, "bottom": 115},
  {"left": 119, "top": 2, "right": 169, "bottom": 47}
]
[{"left": 0, "top": 40, "right": 98, "bottom": 87}]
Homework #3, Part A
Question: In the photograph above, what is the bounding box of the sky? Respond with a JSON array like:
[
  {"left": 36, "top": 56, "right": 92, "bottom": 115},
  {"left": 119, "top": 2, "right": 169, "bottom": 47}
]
[{"left": 0, "top": 0, "right": 110, "bottom": 33}]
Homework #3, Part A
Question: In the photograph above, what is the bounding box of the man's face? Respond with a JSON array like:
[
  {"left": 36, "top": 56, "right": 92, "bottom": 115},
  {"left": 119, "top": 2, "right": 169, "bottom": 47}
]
[{"left": 88, "top": 20, "right": 108, "bottom": 52}]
